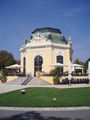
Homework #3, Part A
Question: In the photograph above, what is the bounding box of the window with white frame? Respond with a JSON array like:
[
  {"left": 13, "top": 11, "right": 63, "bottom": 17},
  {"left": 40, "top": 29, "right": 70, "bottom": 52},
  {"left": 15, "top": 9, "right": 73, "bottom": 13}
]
[{"left": 56, "top": 55, "right": 63, "bottom": 64}]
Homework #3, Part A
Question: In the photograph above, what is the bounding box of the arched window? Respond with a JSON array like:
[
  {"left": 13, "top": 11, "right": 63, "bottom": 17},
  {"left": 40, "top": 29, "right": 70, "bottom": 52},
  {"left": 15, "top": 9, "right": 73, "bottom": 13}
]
[
  {"left": 56, "top": 55, "right": 63, "bottom": 64},
  {"left": 34, "top": 55, "right": 43, "bottom": 74}
]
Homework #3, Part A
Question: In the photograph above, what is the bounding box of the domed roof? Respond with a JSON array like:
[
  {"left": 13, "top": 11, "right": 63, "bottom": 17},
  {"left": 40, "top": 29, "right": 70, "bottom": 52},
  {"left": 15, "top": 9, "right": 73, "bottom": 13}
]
[
  {"left": 31, "top": 27, "right": 68, "bottom": 45},
  {"left": 32, "top": 27, "right": 61, "bottom": 34}
]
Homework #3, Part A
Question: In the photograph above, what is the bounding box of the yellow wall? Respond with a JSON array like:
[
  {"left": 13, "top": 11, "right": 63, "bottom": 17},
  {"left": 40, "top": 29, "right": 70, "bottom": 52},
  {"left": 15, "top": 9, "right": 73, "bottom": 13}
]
[
  {"left": 64, "top": 49, "right": 70, "bottom": 72},
  {"left": 26, "top": 50, "right": 34, "bottom": 75},
  {"left": 25, "top": 48, "right": 54, "bottom": 75},
  {"left": 40, "top": 76, "right": 53, "bottom": 84},
  {"left": 43, "top": 48, "right": 52, "bottom": 72},
  {"left": 21, "top": 52, "right": 23, "bottom": 72},
  {"left": 20, "top": 43, "right": 71, "bottom": 76},
  {"left": 7, "top": 76, "right": 18, "bottom": 82}
]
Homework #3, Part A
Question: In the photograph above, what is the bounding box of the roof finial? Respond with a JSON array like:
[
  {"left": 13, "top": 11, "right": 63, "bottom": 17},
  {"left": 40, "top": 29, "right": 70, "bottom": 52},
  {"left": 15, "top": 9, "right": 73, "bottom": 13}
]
[
  {"left": 68, "top": 36, "right": 71, "bottom": 41},
  {"left": 68, "top": 36, "right": 72, "bottom": 46}
]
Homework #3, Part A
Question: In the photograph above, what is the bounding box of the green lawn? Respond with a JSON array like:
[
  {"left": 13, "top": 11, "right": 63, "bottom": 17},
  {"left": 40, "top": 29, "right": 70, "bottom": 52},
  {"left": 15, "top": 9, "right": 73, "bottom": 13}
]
[{"left": 0, "top": 87, "right": 90, "bottom": 107}]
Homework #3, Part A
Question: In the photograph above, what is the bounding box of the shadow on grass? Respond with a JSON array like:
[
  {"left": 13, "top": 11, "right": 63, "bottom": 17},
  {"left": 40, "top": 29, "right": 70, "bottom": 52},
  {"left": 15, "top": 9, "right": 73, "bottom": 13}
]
[{"left": 0, "top": 111, "right": 83, "bottom": 120}]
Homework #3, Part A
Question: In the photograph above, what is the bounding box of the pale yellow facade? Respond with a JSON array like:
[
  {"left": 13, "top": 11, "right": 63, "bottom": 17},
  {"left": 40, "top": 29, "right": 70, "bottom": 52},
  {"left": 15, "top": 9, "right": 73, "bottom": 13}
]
[{"left": 20, "top": 28, "right": 73, "bottom": 76}]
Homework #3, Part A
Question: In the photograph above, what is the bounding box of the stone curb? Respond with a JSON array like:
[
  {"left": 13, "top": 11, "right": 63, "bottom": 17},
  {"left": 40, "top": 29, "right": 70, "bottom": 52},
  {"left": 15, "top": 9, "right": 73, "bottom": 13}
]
[{"left": 0, "top": 107, "right": 90, "bottom": 111}]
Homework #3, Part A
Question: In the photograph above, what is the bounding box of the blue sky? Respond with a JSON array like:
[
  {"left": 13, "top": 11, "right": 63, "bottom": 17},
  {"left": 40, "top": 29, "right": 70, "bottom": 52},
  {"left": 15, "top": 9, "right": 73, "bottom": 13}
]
[{"left": 0, "top": 0, "right": 90, "bottom": 62}]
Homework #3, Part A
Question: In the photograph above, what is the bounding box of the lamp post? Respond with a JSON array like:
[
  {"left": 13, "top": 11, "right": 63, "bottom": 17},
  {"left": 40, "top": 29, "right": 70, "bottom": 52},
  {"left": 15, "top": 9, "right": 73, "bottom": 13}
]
[{"left": 68, "top": 63, "right": 72, "bottom": 85}]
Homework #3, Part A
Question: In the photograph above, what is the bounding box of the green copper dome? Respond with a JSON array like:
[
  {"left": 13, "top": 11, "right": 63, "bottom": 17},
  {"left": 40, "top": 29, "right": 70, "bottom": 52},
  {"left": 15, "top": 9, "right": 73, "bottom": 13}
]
[
  {"left": 27, "top": 27, "right": 68, "bottom": 45},
  {"left": 32, "top": 27, "right": 61, "bottom": 34}
]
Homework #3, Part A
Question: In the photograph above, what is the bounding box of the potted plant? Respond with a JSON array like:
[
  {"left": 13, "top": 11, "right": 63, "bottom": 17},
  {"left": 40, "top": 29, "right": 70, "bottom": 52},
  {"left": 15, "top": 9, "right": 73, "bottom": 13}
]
[
  {"left": 1, "top": 76, "right": 7, "bottom": 83},
  {"left": 53, "top": 75, "right": 59, "bottom": 85},
  {"left": 1, "top": 69, "right": 8, "bottom": 83},
  {"left": 50, "top": 66, "right": 62, "bottom": 85}
]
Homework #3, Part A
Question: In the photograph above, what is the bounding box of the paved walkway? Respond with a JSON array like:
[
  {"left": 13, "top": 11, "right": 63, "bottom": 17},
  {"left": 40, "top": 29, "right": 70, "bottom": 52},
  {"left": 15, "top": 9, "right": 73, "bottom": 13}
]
[
  {"left": 0, "top": 80, "right": 90, "bottom": 94},
  {"left": 0, "top": 77, "right": 50, "bottom": 94},
  {"left": 0, "top": 106, "right": 90, "bottom": 111},
  {"left": 0, "top": 77, "right": 90, "bottom": 94}
]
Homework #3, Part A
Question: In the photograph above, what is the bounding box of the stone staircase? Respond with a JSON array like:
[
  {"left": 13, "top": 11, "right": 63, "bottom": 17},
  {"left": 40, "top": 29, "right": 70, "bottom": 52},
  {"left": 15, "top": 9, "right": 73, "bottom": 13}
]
[
  {"left": 21, "top": 76, "right": 32, "bottom": 85},
  {"left": 5, "top": 76, "right": 50, "bottom": 86},
  {"left": 27, "top": 77, "right": 51, "bottom": 85}
]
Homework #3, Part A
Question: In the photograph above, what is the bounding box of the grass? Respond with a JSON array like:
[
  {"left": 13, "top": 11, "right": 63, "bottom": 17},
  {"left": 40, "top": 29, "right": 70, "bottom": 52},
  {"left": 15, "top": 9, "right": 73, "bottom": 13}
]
[{"left": 0, "top": 87, "right": 90, "bottom": 107}]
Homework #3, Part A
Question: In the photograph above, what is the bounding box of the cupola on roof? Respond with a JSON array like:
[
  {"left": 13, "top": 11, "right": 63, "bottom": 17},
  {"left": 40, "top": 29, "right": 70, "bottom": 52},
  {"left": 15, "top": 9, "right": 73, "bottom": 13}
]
[
  {"left": 32, "top": 27, "right": 62, "bottom": 34},
  {"left": 27, "top": 27, "right": 68, "bottom": 45}
]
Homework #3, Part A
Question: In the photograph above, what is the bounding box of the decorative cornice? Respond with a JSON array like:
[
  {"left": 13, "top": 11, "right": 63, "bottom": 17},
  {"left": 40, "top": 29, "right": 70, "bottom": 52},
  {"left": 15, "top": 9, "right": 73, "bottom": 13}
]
[
  {"left": 20, "top": 42, "right": 70, "bottom": 52},
  {"left": 31, "top": 33, "right": 47, "bottom": 42}
]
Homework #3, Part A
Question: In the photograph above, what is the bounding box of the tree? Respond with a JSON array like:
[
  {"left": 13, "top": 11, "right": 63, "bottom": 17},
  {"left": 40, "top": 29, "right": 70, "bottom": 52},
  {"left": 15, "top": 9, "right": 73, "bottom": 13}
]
[
  {"left": 16, "top": 60, "right": 20, "bottom": 65},
  {"left": 74, "top": 58, "right": 90, "bottom": 73},
  {"left": 74, "top": 58, "right": 80, "bottom": 64},
  {"left": 74, "top": 58, "right": 85, "bottom": 73},
  {"left": 0, "top": 50, "right": 16, "bottom": 69},
  {"left": 50, "top": 66, "right": 63, "bottom": 76},
  {"left": 74, "top": 58, "right": 84, "bottom": 65},
  {"left": 50, "top": 67, "right": 63, "bottom": 84},
  {"left": 84, "top": 58, "right": 90, "bottom": 72}
]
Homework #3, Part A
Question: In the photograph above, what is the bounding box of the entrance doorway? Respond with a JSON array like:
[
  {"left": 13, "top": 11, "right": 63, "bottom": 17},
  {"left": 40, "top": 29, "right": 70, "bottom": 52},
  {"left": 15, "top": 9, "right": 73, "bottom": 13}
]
[{"left": 34, "top": 55, "right": 43, "bottom": 76}]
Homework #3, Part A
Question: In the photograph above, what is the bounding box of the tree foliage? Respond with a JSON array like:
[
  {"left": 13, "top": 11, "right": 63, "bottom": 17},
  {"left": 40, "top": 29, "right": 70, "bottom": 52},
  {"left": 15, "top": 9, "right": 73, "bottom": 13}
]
[
  {"left": 74, "top": 58, "right": 84, "bottom": 65},
  {"left": 16, "top": 60, "right": 20, "bottom": 65},
  {"left": 50, "top": 67, "right": 62, "bottom": 84},
  {"left": 84, "top": 58, "right": 90, "bottom": 71},
  {"left": 0, "top": 50, "right": 16, "bottom": 69},
  {"left": 74, "top": 58, "right": 90, "bottom": 72},
  {"left": 50, "top": 67, "right": 63, "bottom": 76}
]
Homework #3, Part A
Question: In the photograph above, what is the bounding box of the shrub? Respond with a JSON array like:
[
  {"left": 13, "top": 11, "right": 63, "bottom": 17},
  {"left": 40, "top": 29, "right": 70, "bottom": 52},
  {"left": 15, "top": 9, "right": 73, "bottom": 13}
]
[
  {"left": 2, "top": 68, "right": 8, "bottom": 76},
  {"left": 0, "top": 68, "right": 8, "bottom": 81},
  {"left": 50, "top": 67, "right": 63, "bottom": 76},
  {"left": 53, "top": 75, "right": 59, "bottom": 85}
]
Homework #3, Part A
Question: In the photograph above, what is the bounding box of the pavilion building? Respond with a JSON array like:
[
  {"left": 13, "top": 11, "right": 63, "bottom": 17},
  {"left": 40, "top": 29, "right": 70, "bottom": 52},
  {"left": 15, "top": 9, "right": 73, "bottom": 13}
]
[{"left": 20, "top": 27, "right": 73, "bottom": 76}]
